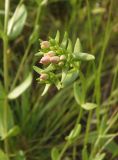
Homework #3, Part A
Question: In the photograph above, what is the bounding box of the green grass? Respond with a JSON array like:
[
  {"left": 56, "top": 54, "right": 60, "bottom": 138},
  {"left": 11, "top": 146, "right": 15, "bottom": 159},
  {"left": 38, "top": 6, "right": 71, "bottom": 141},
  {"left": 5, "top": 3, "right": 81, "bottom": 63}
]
[{"left": 0, "top": 0, "right": 118, "bottom": 160}]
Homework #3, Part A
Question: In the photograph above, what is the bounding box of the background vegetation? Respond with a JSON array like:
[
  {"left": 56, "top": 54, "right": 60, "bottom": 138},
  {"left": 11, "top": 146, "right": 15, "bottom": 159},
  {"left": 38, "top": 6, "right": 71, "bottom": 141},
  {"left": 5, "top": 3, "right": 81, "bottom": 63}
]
[{"left": 0, "top": 0, "right": 118, "bottom": 160}]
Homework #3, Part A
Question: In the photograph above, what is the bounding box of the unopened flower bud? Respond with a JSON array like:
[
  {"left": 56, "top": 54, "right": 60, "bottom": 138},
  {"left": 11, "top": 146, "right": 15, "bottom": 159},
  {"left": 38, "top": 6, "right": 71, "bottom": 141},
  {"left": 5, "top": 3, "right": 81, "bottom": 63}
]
[
  {"left": 46, "top": 51, "right": 55, "bottom": 57},
  {"left": 50, "top": 56, "right": 60, "bottom": 64},
  {"left": 40, "top": 73, "right": 48, "bottom": 81},
  {"left": 60, "top": 55, "right": 66, "bottom": 61},
  {"left": 40, "top": 41, "right": 50, "bottom": 49},
  {"left": 39, "top": 56, "right": 50, "bottom": 64},
  {"left": 58, "top": 61, "right": 64, "bottom": 66}
]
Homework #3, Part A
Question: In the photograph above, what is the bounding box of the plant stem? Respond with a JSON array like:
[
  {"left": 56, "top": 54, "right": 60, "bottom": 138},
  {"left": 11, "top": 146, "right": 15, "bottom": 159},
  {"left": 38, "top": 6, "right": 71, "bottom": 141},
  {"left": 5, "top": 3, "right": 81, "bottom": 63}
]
[
  {"left": 3, "top": 0, "right": 10, "bottom": 159},
  {"left": 95, "top": 0, "right": 113, "bottom": 130},
  {"left": 86, "top": 0, "right": 93, "bottom": 51},
  {"left": 58, "top": 142, "right": 70, "bottom": 160},
  {"left": 83, "top": 110, "right": 92, "bottom": 148},
  {"left": 4, "top": 0, "right": 9, "bottom": 92}
]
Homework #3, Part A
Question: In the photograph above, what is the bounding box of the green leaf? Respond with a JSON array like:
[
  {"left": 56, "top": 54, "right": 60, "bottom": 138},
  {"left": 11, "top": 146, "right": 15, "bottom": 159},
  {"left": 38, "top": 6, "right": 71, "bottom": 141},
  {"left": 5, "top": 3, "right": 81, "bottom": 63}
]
[
  {"left": 29, "top": 25, "right": 39, "bottom": 44},
  {"left": 106, "top": 140, "right": 118, "bottom": 158},
  {"left": 66, "top": 124, "right": 81, "bottom": 142},
  {"left": 51, "top": 147, "right": 60, "bottom": 160},
  {"left": 54, "top": 80, "right": 61, "bottom": 90},
  {"left": 92, "top": 8, "right": 105, "bottom": 15},
  {"left": 1, "top": 125, "right": 20, "bottom": 140},
  {"left": 74, "top": 52, "right": 95, "bottom": 61},
  {"left": 81, "top": 103, "right": 97, "bottom": 110},
  {"left": 33, "top": 66, "right": 44, "bottom": 74},
  {"left": 61, "top": 69, "right": 68, "bottom": 82},
  {"left": 55, "top": 30, "right": 60, "bottom": 43},
  {"left": 62, "top": 69, "right": 79, "bottom": 87},
  {"left": 74, "top": 82, "right": 84, "bottom": 105},
  {"left": 0, "top": 150, "right": 8, "bottom": 160},
  {"left": 8, "top": 73, "right": 32, "bottom": 100},
  {"left": 8, "top": 4, "right": 27, "bottom": 40},
  {"left": 94, "top": 153, "right": 106, "bottom": 160},
  {"left": 14, "top": 150, "right": 26, "bottom": 160},
  {"left": 0, "top": 82, "right": 14, "bottom": 140},
  {"left": 82, "top": 146, "right": 88, "bottom": 160},
  {"left": 74, "top": 38, "right": 81, "bottom": 53},
  {"left": 35, "top": 51, "right": 44, "bottom": 56},
  {"left": 41, "top": 84, "right": 50, "bottom": 96},
  {"left": 67, "top": 39, "right": 72, "bottom": 53},
  {"left": 0, "top": 81, "right": 6, "bottom": 100},
  {"left": 61, "top": 32, "right": 68, "bottom": 48}
]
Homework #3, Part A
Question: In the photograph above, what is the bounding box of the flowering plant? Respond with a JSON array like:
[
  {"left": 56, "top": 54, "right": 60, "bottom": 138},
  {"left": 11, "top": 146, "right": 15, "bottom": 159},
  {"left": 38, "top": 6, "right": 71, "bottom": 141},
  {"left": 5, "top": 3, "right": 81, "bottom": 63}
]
[{"left": 33, "top": 31, "right": 95, "bottom": 95}]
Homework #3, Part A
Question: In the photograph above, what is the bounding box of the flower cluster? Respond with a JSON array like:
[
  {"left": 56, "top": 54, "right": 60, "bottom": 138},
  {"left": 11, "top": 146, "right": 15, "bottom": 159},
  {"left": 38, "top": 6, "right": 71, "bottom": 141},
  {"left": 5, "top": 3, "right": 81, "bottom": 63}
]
[{"left": 33, "top": 31, "right": 95, "bottom": 95}]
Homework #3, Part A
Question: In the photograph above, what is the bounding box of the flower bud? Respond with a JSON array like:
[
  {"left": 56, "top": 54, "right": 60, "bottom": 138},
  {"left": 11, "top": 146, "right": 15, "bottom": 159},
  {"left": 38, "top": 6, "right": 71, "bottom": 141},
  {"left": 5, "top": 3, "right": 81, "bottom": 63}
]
[
  {"left": 40, "top": 41, "right": 50, "bottom": 49},
  {"left": 40, "top": 73, "right": 48, "bottom": 81},
  {"left": 39, "top": 56, "right": 50, "bottom": 64},
  {"left": 50, "top": 56, "right": 60, "bottom": 64},
  {"left": 46, "top": 51, "right": 55, "bottom": 57},
  {"left": 58, "top": 61, "right": 64, "bottom": 66},
  {"left": 60, "top": 55, "right": 66, "bottom": 61}
]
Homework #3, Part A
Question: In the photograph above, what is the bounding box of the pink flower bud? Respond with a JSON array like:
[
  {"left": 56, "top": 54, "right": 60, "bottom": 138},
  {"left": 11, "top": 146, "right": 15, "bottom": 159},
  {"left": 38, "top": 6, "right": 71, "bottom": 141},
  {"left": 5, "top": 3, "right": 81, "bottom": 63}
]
[
  {"left": 60, "top": 55, "right": 66, "bottom": 61},
  {"left": 40, "top": 73, "right": 48, "bottom": 81},
  {"left": 50, "top": 56, "right": 60, "bottom": 64},
  {"left": 39, "top": 56, "right": 50, "bottom": 64},
  {"left": 40, "top": 41, "right": 50, "bottom": 49},
  {"left": 46, "top": 51, "right": 55, "bottom": 57}
]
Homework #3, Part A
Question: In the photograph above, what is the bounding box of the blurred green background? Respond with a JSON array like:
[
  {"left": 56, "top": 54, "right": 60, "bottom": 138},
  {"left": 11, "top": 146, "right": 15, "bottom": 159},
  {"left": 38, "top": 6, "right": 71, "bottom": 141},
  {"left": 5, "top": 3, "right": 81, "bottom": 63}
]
[{"left": 0, "top": 0, "right": 118, "bottom": 160}]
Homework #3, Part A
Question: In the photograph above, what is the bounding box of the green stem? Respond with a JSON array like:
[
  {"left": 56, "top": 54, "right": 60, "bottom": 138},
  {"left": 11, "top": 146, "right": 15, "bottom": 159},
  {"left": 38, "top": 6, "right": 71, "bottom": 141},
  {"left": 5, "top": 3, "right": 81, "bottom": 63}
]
[
  {"left": 95, "top": 0, "right": 113, "bottom": 130},
  {"left": 10, "top": 43, "right": 31, "bottom": 89},
  {"left": 58, "top": 142, "right": 70, "bottom": 160},
  {"left": 86, "top": 0, "right": 93, "bottom": 51},
  {"left": 4, "top": 0, "right": 9, "bottom": 92},
  {"left": 83, "top": 110, "right": 92, "bottom": 148},
  {"left": 3, "top": 0, "right": 10, "bottom": 159}
]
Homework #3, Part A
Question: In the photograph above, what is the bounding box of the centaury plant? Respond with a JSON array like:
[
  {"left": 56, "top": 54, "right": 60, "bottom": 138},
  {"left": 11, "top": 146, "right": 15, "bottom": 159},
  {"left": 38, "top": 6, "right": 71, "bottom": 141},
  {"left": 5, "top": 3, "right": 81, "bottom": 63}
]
[
  {"left": 33, "top": 31, "right": 95, "bottom": 95},
  {"left": 0, "top": 0, "right": 118, "bottom": 160}
]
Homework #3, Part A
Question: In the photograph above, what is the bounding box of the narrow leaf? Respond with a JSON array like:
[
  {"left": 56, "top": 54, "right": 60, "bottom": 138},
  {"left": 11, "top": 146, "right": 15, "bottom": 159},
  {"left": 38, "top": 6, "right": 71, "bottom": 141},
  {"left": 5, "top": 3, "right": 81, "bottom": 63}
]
[
  {"left": 33, "top": 66, "right": 44, "bottom": 74},
  {"left": 8, "top": 4, "right": 27, "bottom": 39},
  {"left": 35, "top": 51, "right": 44, "bottom": 56},
  {"left": 15, "top": 150, "right": 26, "bottom": 160},
  {"left": 62, "top": 69, "right": 79, "bottom": 87},
  {"left": 81, "top": 103, "right": 97, "bottom": 110},
  {"left": 8, "top": 73, "right": 32, "bottom": 100},
  {"left": 67, "top": 39, "right": 72, "bottom": 53},
  {"left": 82, "top": 146, "right": 88, "bottom": 160},
  {"left": 41, "top": 84, "right": 50, "bottom": 96},
  {"left": 66, "top": 124, "right": 81, "bottom": 141},
  {"left": 55, "top": 30, "right": 60, "bottom": 43},
  {"left": 74, "top": 52, "right": 95, "bottom": 61},
  {"left": 94, "top": 153, "right": 106, "bottom": 160},
  {"left": 74, "top": 82, "right": 84, "bottom": 105},
  {"left": 2, "top": 125, "right": 20, "bottom": 140},
  {"left": 74, "top": 38, "right": 81, "bottom": 53},
  {"left": 51, "top": 147, "right": 60, "bottom": 160},
  {"left": 61, "top": 32, "right": 68, "bottom": 48},
  {"left": 0, "top": 150, "right": 8, "bottom": 160},
  {"left": 0, "top": 82, "right": 14, "bottom": 140}
]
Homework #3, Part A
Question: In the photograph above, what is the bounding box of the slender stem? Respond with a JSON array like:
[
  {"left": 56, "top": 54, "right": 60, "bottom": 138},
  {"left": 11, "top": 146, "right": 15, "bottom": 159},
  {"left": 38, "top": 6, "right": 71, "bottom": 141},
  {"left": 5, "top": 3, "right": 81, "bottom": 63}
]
[
  {"left": 95, "top": 0, "right": 113, "bottom": 131},
  {"left": 58, "top": 142, "right": 70, "bottom": 160},
  {"left": 10, "top": 43, "right": 31, "bottom": 89},
  {"left": 86, "top": 0, "right": 93, "bottom": 51},
  {"left": 83, "top": 110, "right": 92, "bottom": 148},
  {"left": 4, "top": 0, "right": 10, "bottom": 92},
  {"left": 3, "top": 0, "right": 10, "bottom": 159}
]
